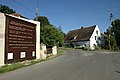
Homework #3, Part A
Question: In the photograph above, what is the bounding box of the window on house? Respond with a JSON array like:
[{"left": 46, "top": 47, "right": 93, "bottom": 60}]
[
  {"left": 95, "top": 36, "right": 97, "bottom": 40},
  {"left": 98, "top": 37, "right": 101, "bottom": 40},
  {"left": 84, "top": 44, "right": 86, "bottom": 47},
  {"left": 96, "top": 30, "right": 98, "bottom": 35}
]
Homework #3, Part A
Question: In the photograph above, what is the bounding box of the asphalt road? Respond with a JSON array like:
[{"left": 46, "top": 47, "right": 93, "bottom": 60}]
[{"left": 0, "top": 50, "right": 120, "bottom": 80}]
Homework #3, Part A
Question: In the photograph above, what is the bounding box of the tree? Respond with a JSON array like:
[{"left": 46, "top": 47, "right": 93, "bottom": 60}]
[
  {"left": 0, "top": 4, "right": 15, "bottom": 14},
  {"left": 40, "top": 25, "right": 56, "bottom": 46},
  {"left": 34, "top": 16, "right": 50, "bottom": 27},
  {"left": 111, "top": 19, "right": 120, "bottom": 48},
  {"left": 40, "top": 25, "right": 64, "bottom": 47},
  {"left": 56, "top": 27, "right": 65, "bottom": 47},
  {"left": 35, "top": 16, "right": 65, "bottom": 47},
  {"left": 104, "top": 27, "right": 117, "bottom": 50}
]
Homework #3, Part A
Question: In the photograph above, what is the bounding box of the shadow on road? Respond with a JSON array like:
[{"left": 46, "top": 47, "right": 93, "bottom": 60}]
[{"left": 115, "top": 70, "right": 120, "bottom": 73}]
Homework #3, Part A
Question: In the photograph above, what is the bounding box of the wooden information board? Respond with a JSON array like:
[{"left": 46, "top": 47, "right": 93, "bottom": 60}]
[{"left": 5, "top": 15, "right": 36, "bottom": 63}]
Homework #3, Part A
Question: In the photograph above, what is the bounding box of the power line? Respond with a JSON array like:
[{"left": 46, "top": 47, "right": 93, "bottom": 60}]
[
  {"left": 102, "top": 20, "right": 109, "bottom": 30},
  {"left": 41, "top": 5, "right": 120, "bottom": 15},
  {"left": 12, "top": 0, "right": 35, "bottom": 14}
]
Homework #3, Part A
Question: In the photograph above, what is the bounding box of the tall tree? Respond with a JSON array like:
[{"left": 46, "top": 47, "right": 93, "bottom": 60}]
[
  {"left": 111, "top": 19, "right": 120, "bottom": 48},
  {"left": 0, "top": 4, "right": 15, "bottom": 14},
  {"left": 34, "top": 16, "right": 50, "bottom": 27},
  {"left": 35, "top": 16, "right": 64, "bottom": 47},
  {"left": 104, "top": 26, "right": 117, "bottom": 50},
  {"left": 56, "top": 27, "right": 65, "bottom": 47},
  {"left": 40, "top": 25, "right": 64, "bottom": 47}
]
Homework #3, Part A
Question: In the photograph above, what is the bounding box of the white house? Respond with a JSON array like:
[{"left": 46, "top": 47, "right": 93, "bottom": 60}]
[{"left": 64, "top": 25, "right": 101, "bottom": 50}]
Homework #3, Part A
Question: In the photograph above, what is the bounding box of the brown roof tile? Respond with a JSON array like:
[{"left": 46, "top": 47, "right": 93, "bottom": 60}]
[{"left": 64, "top": 25, "right": 96, "bottom": 42}]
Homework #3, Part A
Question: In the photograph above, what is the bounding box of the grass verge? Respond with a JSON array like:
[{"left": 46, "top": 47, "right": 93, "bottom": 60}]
[
  {"left": 0, "top": 49, "right": 64, "bottom": 74},
  {"left": 58, "top": 47, "right": 76, "bottom": 50},
  {"left": 0, "top": 59, "right": 44, "bottom": 74},
  {"left": 57, "top": 49, "right": 64, "bottom": 55}
]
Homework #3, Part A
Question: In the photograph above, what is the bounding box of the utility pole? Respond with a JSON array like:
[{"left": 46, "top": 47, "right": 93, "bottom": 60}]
[
  {"left": 36, "top": 7, "right": 38, "bottom": 21},
  {"left": 106, "top": 9, "right": 114, "bottom": 50},
  {"left": 36, "top": 0, "right": 39, "bottom": 21},
  {"left": 106, "top": 9, "right": 117, "bottom": 50}
]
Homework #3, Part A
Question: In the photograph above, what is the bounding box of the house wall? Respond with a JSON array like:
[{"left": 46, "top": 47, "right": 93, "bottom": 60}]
[
  {"left": 64, "top": 41, "right": 90, "bottom": 48},
  {"left": 0, "top": 14, "right": 6, "bottom": 66},
  {"left": 90, "top": 25, "right": 101, "bottom": 50},
  {"left": 75, "top": 41, "right": 90, "bottom": 48}
]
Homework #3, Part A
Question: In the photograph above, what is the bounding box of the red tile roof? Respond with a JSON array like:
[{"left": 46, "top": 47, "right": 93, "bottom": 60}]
[{"left": 64, "top": 25, "right": 96, "bottom": 42}]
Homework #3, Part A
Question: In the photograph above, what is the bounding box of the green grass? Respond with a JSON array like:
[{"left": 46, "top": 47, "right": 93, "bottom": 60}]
[
  {"left": 58, "top": 47, "right": 76, "bottom": 50},
  {"left": 0, "top": 49, "right": 64, "bottom": 74},
  {"left": 0, "top": 59, "right": 47, "bottom": 74},
  {"left": 0, "top": 59, "right": 48, "bottom": 74},
  {"left": 0, "top": 63, "right": 25, "bottom": 73},
  {"left": 58, "top": 49, "right": 64, "bottom": 55}
]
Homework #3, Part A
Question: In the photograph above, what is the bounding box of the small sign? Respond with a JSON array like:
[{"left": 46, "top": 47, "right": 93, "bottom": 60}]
[
  {"left": 8, "top": 53, "right": 13, "bottom": 60},
  {"left": 20, "top": 52, "right": 26, "bottom": 58},
  {"left": 32, "top": 51, "right": 35, "bottom": 57}
]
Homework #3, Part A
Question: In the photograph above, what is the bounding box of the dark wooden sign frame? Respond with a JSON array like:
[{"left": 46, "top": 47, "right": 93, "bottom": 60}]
[{"left": 5, "top": 15, "right": 36, "bottom": 63}]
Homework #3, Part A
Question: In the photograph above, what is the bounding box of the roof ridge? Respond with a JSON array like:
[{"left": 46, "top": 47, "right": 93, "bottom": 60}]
[
  {"left": 83, "top": 25, "right": 96, "bottom": 29},
  {"left": 64, "top": 25, "right": 97, "bottom": 41},
  {"left": 68, "top": 25, "right": 96, "bottom": 32}
]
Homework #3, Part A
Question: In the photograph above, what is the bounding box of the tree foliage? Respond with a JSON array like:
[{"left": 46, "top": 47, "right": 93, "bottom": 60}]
[
  {"left": 0, "top": 4, "right": 15, "bottom": 14},
  {"left": 56, "top": 27, "right": 65, "bottom": 47},
  {"left": 34, "top": 16, "right": 50, "bottom": 27},
  {"left": 36, "top": 16, "right": 64, "bottom": 47},
  {"left": 40, "top": 25, "right": 64, "bottom": 47},
  {"left": 111, "top": 19, "right": 120, "bottom": 48},
  {"left": 104, "top": 25, "right": 118, "bottom": 50},
  {"left": 104, "top": 33, "right": 117, "bottom": 50}
]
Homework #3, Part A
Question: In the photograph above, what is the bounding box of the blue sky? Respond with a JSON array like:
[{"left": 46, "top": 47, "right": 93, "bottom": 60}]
[{"left": 1, "top": 0, "right": 120, "bottom": 33}]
